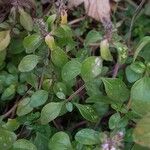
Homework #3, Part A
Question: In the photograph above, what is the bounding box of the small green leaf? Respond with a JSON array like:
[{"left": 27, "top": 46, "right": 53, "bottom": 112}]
[
  {"left": 133, "top": 113, "right": 150, "bottom": 148},
  {"left": 130, "top": 61, "right": 146, "bottom": 74},
  {"left": 0, "top": 127, "right": 17, "bottom": 150},
  {"left": 34, "top": 132, "right": 49, "bottom": 150},
  {"left": 74, "top": 103, "right": 99, "bottom": 122},
  {"left": 53, "top": 82, "right": 67, "bottom": 99},
  {"left": 42, "top": 79, "right": 53, "bottom": 92},
  {"left": 23, "top": 34, "right": 42, "bottom": 53},
  {"left": 62, "top": 60, "right": 82, "bottom": 81},
  {"left": 131, "top": 77, "right": 150, "bottom": 116},
  {"left": 75, "top": 128, "right": 100, "bottom": 145},
  {"left": 30, "top": 90, "right": 48, "bottom": 108},
  {"left": 1, "top": 84, "right": 16, "bottom": 101},
  {"left": 66, "top": 102, "right": 73, "bottom": 112},
  {"left": 12, "top": 139, "right": 37, "bottom": 150},
  {"left": 17, "top": 97, "right": 33, "bottom": 116},
  {"left": 40, "top": 102, "right": 64, "bottom": 125},
  {"left": 18, "top": 55, "right": 39, "bottom": 72},
  {"left": 2, "top": 119, "right": 20, "bottom": 131},
  {"left": 114, "top": 42, "right": 128, "bottom": 64},
  {"left": 133, "top": 36, "right": 150, "bottom": 62},
  {"left": 81, "top": 56, "right": 103, "bottom": 82},
  {"left": 0, "top": 30, "right": 10, "bottom": 51},
  {"left": 19, "top": 8, "right": 33, "bottom": 31},
  {"left": 48, "top": 132, "right": 73, "bottom": 150},
  {"left": 46, "top": 14, "right": 57, "bottom": 29},
  {"left": 125, "top": 66, "right": 142, "bottom": 83},
  {"left": 84, "top": 30, "right": 102, "bottom": 46},
  {"left": 108, "top": 113, "right": 121, "bottom": 129},
  {"left": 100, "top": 39, "right": 113, "bottom": 61},
  {"left": 51, "top": 47, "right": 68, "bottom": 68},
  {"left": 102, "top": 78, "right": 129, "bottom": 103}
]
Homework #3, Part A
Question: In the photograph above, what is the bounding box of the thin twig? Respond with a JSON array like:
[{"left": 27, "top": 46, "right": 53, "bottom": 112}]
[
  {"left": 128, "top": 0, "right": 146, "bottom": 47},
  {"left": 112, "top": 63, "right": 120, "bottom": 78},
  {"left": 67, "top": 84, "right": 85, "bottom": 101},
  {"left": 1, "top": 103, "right": 18, "bottom": 119},
  {"left": 68, "top": 121, "right": 87, "bottom": 132},
  {"left": 68, "top": 16, "right": 86, "bottom": 25}
]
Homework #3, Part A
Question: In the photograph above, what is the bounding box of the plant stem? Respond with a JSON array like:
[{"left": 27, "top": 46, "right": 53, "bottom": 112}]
[
  {"left": 67, "top": 84, "right": 85, "bottom": 102},
  {"left": 112, "top": 63, "right": 120, "bottom": 78}
]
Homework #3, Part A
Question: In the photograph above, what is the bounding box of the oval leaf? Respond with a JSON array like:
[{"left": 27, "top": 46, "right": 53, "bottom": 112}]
[
  {"left": 48, "top": 132, "right": 73, "bottom": 150},
  {"left": 102, "top": 78, "right": 129, "bottom": 103},
  {"left": 30, "top": 90, "right": 48, "bottom": 108},
  {"left": 23, "top": 34, "right": 42, "bottom": 53},
  {"left": 0, "top": 30, "right": 10, "bottom": 51},
  {"left": 12, "top": 139, "right": 37, "bottom": 150},
  {"left": 0, "top": 127, "right": 17, "bottom": 150},
  {"left": 81, "top": 56, "right": 103, "bottom": 82},
  {"left": 40, "top": 102, "right": 64, "bottom": 125},
  {"left": 100, "top": 39, "right": 113, "bottom": 61},
  {"left": 62, "top": 60, "right": 81, "bottom": 81},
  {"left": 51, "top": 47, "right": 68, "bottom": 68},
  {"left": 17, "top": 98, "right": 33, "bottom": 116},
  {"left": 19, "top": 8, "right": 33, "bottom": 31},
  {"left": 133, "top": 113, "right": 150, "bottom": 148},
  {"left": 74, "top": 103, "right": 99, "bottom": 122},
  {"left": 75, "top": 128, "right": 100, "bottom": 145},
  {"left": 131, "top": 77, "right": 150, "bottom": 116},
  {"left": 18, "top": 55, "right": 39, "bottom": 72}
]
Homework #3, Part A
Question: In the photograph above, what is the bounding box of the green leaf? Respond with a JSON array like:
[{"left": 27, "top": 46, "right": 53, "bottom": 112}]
[
  {"left": 19, "top": 8, "right": 33, "bottom": 31},
  {"left": 100, "top": 39, "right": 113, "bottom": 61},
  {"left": 133, "top": 36, "right": 150, "bottom": 61},
  {"left": 12, "top": 139, "right": 37, "bottom": 150},
  {"left": 23, "top": 34, "right": 42, "bottom": 53},
  {"left": 81, "top": 56, "right": 103, "bottom": 82},
  {"left": 48, "top": 132, "right": 73, "bottom": 150},
  {"left": 108, "top": 113, "right": 121, "bottom": 129},
  {"left": 8, "top": 38, "right": 24, "bottom": 54},
  {"left": 40, "top": 102, "right": 64, "bottom": 125},
  {"left": 51, "top": 46, "right": 68, "bottom": 68},
  {"left": 84, "top": 30, "right": 102, "bottom": 46},
  {"left": 132, "top": 144, "right": 149, "bottom": 150},
  {"left": 0, "top": 127, "right": 17, "bottom": 150},
  {"left": 30, "top": 90, "right": 48, "bottom": 108},
  {"left": 125, "top": 66, "right": 142, "bottom": 83},
  {"left": 53, "top": 82, "right": 67, "bottom": 99},
  {"left": 75, "top": 128, "right": 100, "bottom": 145},
  {"left": 34, "top": 132, "right": 49, "bottom": 150},
  {"left": 2, "top": 119, "right": 20, "bottom": 131},
  {"left": 1, "top": 84, "right": 16, "bottom": 101},
  {"left": 46, "top": 14, "right": 57, "bottom": 29},
  {"left": 18, "top": 55, "right": 39, "bottom": 72},
  {"left": 62, "top": 60, "right": 81, "bottom": 81},
  {"left": 65, "top": 102, "right": 73, "bottom": 112},
  {"left": 0, "top": 30, "right": 10, "bottom": 51},
  {"left": 133, "top": 113, "right": 150, "bottom": 148},
  {"left": 17, "top": 98, "right": 33, "bottom": 116},
  {"left": 102, "top": 78, "right": 129, "bottom": 103},
  {"left": 130, "top": 61, "right": 146, "bottom": 74},
  {"left": 131, "top": 77, "right": 150, "bottom": 116},
  {"left": 42, "top": 79, "right": 53, "bottom": 92},
  {"left": 74, "top": 103, "right": 99, "bottom": 122}
]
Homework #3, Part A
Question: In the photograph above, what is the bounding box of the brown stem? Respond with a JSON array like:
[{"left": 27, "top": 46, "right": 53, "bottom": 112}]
[
  {"left": 68, "top": 16, "right": 86, "bottom": 25},
  {"left": 68, "top": 121, "right": 87, "bottom": 132},
  {"left": 2, "top": 103, "right": 18, "bottom": 119},
  {"left": 112, "top": 63, "right": 120, "bottom": 78},
  {"left": 67, "top": 84, "right": 85, "bottom": 102}
]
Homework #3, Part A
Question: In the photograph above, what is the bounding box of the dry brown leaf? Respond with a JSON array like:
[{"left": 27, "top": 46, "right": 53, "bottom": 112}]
[
  {"left": 68, "top": 0, "right": 84, "bottom": 8},
  {"left": 68, "top": 0, "right": 112, "bottom": 39}
]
